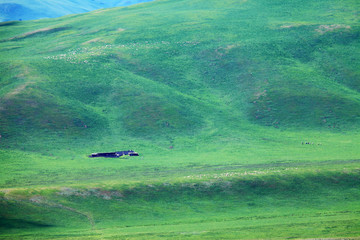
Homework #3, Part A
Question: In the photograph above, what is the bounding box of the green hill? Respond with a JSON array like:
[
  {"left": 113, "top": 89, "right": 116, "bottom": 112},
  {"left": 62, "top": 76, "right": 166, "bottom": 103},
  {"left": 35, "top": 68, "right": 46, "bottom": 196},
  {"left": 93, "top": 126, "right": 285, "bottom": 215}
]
[{"left": 0, "top": 0, "right": 359, "bottom": 239}]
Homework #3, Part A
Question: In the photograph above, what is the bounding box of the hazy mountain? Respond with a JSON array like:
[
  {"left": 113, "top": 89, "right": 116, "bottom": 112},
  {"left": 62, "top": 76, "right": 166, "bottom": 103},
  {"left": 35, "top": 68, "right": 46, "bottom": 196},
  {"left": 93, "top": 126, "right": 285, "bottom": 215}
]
[{"left": 0, "top": 0, "right": 153, "bottom": 21}]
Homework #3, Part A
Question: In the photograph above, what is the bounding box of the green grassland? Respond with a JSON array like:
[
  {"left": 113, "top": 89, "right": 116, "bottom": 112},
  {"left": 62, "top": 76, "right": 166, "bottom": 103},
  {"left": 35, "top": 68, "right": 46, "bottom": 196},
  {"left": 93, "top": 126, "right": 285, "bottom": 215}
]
[{"left": 0, "top": 0, "right": 360, "bottom": 238}]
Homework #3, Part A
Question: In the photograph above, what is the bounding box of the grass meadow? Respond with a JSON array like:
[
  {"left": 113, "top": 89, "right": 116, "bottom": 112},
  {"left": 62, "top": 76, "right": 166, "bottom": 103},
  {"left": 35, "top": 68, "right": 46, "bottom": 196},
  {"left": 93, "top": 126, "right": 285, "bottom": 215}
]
[{"left": 0, "top": 0, "right": 359, "bottom": 238}]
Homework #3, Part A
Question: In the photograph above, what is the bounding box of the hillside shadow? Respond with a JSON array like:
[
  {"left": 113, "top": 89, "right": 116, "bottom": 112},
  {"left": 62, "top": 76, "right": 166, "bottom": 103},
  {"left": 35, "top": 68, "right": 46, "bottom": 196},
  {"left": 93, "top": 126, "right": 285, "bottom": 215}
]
[{"left": 0, "top": 217, "right": 54, "bottom": 230}]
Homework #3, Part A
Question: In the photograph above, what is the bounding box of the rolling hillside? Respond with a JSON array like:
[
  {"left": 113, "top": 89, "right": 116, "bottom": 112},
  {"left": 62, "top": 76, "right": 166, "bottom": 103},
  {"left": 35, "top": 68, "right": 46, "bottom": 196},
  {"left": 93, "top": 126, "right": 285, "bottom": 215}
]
[
  {"left": 0, "top": 0, "right": 359, "bottom": 150},
  {"left": 0, "top": 0, "right": 359, "bottom": 239},
  {"left": 0, "top": 0, "right": 153, "bottom": 22}
]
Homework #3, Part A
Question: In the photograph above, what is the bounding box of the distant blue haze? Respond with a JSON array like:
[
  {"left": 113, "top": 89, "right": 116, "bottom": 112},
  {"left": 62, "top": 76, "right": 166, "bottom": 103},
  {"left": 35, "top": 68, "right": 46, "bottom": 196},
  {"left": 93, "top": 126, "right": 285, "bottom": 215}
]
[{"left": 0, "top": 0, "right": 153, "bottom": 22}]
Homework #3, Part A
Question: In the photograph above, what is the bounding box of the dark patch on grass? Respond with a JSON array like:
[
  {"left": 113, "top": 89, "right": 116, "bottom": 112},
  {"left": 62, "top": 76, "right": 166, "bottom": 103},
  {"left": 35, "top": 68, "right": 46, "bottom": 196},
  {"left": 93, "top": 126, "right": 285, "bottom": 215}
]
[
  {"left": 9, "top": 27, "right": 70, "bottom": 41},
  {"left": 0, "top": 217, "right": 54, "bottom": 229},
  {"left": 0, "top": 21, "right": 20, "bottom": 27}
]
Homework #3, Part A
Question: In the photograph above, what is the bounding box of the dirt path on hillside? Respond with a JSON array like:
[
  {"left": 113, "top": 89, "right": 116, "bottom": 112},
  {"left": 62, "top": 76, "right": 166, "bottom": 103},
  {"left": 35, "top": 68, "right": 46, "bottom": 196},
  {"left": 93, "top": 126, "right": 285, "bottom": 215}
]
[
  {"left": 28, "top": 195, "right": 95, "bottom": 228},
  {"left": 50, "top": 202, "right": 95, "bottom": 228}
]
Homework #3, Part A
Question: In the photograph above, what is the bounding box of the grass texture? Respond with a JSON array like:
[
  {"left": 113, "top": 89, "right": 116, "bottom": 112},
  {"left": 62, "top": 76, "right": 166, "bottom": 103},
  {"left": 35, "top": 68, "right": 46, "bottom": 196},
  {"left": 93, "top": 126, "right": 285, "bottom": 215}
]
[{"left": 0, "top": 0, "right": 359, "bottom": 238}]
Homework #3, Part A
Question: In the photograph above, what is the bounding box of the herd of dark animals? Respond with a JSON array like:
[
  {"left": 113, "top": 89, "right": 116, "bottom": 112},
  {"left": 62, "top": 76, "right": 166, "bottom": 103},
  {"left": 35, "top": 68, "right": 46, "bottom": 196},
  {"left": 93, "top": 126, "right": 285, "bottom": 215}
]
[
  {"left": 302, "top": 142, "right": 322, "bottom": 145},
  {"left": 89, "top": 150, "right": 139, "bottom": 158}
]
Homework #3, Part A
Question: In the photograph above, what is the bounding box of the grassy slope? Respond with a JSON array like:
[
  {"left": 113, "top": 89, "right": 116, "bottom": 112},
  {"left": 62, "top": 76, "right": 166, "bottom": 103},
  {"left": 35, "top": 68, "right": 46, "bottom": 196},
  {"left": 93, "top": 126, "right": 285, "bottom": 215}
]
[{"left": 0, "top": 0, "right": 360, "bottom": 238}]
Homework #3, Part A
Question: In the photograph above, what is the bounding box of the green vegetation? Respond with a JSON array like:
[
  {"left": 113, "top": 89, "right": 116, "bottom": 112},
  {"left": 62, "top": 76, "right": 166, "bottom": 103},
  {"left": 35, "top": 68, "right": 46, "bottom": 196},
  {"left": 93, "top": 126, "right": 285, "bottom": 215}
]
[{"left": 0, "top": 0, "right": 359, "bottom": 238}]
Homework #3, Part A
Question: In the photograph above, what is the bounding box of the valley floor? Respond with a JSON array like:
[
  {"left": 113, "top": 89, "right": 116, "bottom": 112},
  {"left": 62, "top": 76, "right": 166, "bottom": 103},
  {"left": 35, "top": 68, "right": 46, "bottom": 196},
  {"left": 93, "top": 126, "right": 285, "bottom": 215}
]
[{"left": 1, "top": 160, "right": 359, "bottom": 239}]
